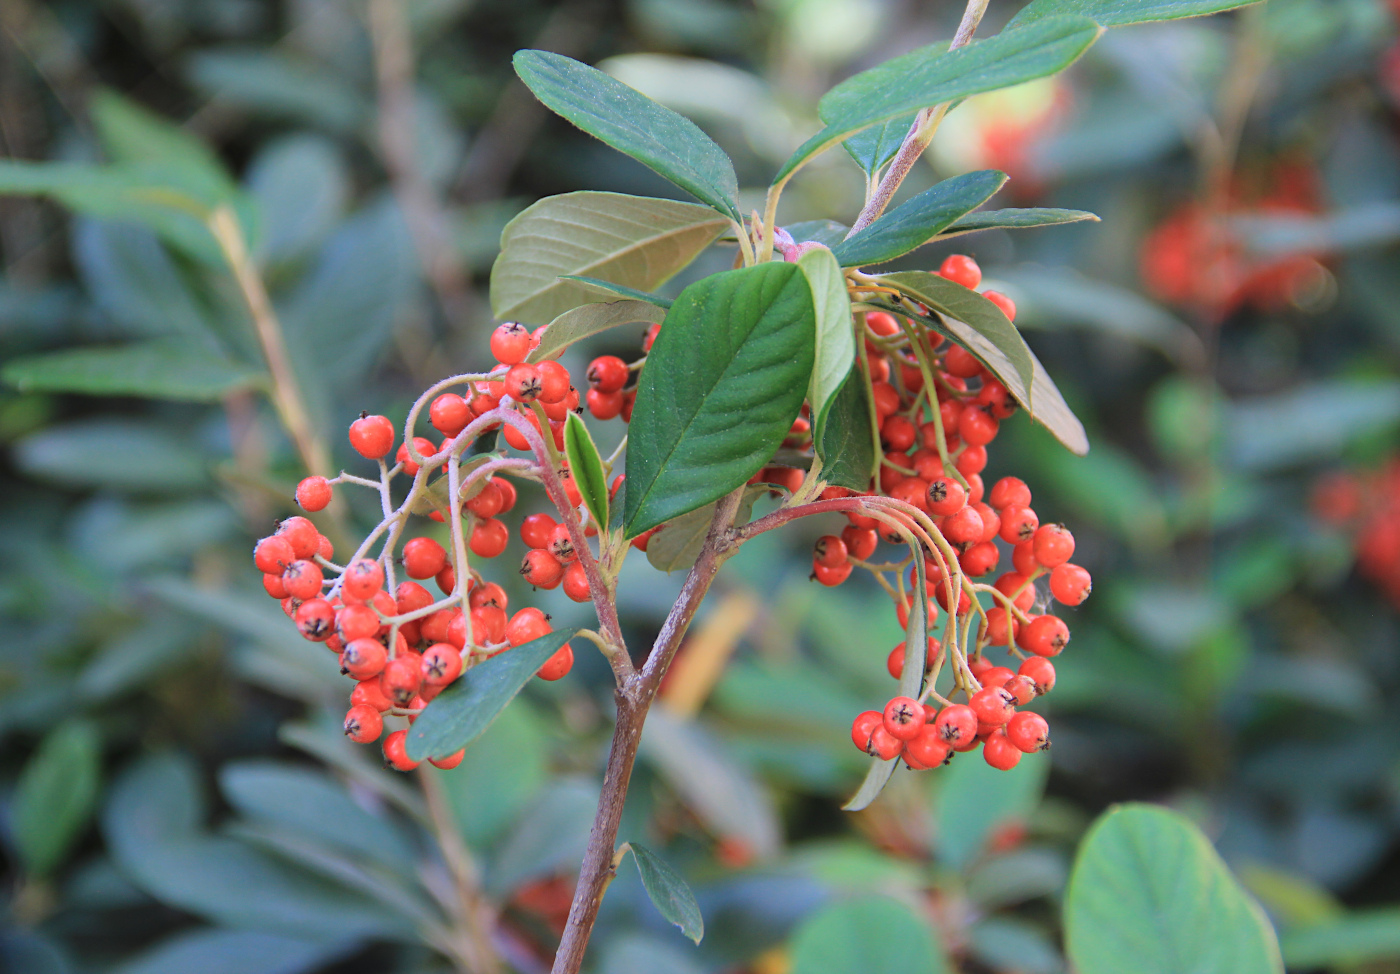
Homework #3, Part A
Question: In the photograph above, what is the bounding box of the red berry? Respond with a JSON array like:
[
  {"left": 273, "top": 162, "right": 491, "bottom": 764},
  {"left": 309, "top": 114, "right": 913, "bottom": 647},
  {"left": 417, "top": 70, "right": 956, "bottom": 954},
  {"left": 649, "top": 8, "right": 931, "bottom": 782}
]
[
  {"left": 349, "top": 414, "right": 395, "bottom": 459},
  {"left": 1006, "top": 711, "right": 1049, "bottom": 752},
  {"left": 396, "top": 437, "right": 438, "bottom": 478},
  {"left": 341, "top": 638, "right": 388, "bottom": 680},
  {"left": 344, "top": 704, "right": 384, "bottom": 744},
  {"left": 429, "top": 749, "right": 466, "bottom": 770},
  {"left": 562, "top": 560, "right": 591, "bottom": 602},
  {"left": 942, "top": 505, "right": 984, "bottom": 545},
  {"left": 296, "top": 476, "right": 332, "bottom": 512},
  {"left": 985, "top": 607, "right": 1019, "bottom": 647},
  {"left": 587, "top": 387, "right": 625, "bottom": 420},
  {"left": 548, "top": 523, "right": 576, "bottom": 563},
  {"left": 961, "top": 541, "right": 999, "bottom": 577},
  {"left": 1019, "top": 614, "right": 1070, "bottom": 657},
  {"left": 402, "top": 537, "right": 448, "bottom": 579},
  {"left": 421, "top": 643, "right": 463, "bottom": 686},
  {"left": 981, "top": 666, "right": 1015, "bottom": 689},
  {"left": 851, "top": 710, "right": 883, "bottom": 753},
  {"left": 870, "top": 381, "right": 900, "bottom": 418},
  {"left": 436, "top": 565, "right": 456, "bottom": 595},
  {"left": 882, "top": 696, "right": 925, "bottom": 741},
  {"left": 814, "top": 535, "right": 848, "bottom": 568},
  {"left": 282, "top": 559, "right": 324, "bottom": 600},
  {"left": 956, "top": 445, "right": 988, "bottom": 477},
  {"left": 1003, "top": 675, "right": 1037, "bottom": 707},
  {"left": 465, "top": 481, "right": 504, "bottom": 519},
  {"left": 999, "top": 506, "right": 1040, "bottom": 544},
  {"left": 934, "top": 704, "right": 978, "bottom": 745},
  {"left": 506, "top": 607, "right": 551, "bottom": 646},
  {"left": 520, "top": 512, "right": 557, "bottom": 549},
  {"left": 994, "top": 572, "right": 1036, "bottom": 612},
  {"left": 430, "top": 394, "right": 472, "bottom": 436},
  {"left": 469, "top": 582, "right": 507, "bottom": 611},
  {"left": 977, "top": 379, "right": 1017, "bottom": 420},
  {"left": 982, "top": 289, "right": 1016, "bottom": 322},
  {"left": 587, "top": 355, "right": 629, "bottom": 393},
  {"left": 254, "top": 535, "right": 296, "bottom": 574},
  {"left": 1033, "top": 524, "right": 1075, "bottom": 568},
  {"left": 504, "top": 364, "right": 543, "bottom": 403},
  {"left": 470, "top": 518, "right": 509, "bottom": 558},
  {"left": 1050, "top": 563, "right": 1091, "bottom": 605},
  {"left": 841, "top": 525, "right": 878, "bottom": 561},
  {"left": 868, "top": 725, "right": 904, "bottom": 761},
  {"left": 383, "top": 729, "right": 420, "bottom": 771},
  {"left": 337, "top": 603, "right": 380, "bottom": 642},
  {"left": 536, "top": 362, "right": 571, "bottom": 404},
  {"left": 926, "top": 477, "right": 967, "bottom": 516},
  {"left": 294, "top": 598, "right": 335, "bottom": 641},
  {"left": 380, "top": 655, "right": 422, "bottom": 707},
  {"left": 944, "top": 345, "right": 982, "bottom": 378},
  {"left": 970, "top": 686, "right": 1016, "bottom": 725},
  {"left": 865, "top": 310, "right": 901, "bottom": 337},
  {"left": 905, "top": 724, "right": 952, "bottom": 768},
  {"left": 880, "top": 414, "right": 917, "bottom": 453},
  {"left": 939, "top": 254, "right": 982, "bottom": 290},
  {"left": 263, "top": 573, "right": 288, "bottom": 599},
  {"left": 471, "top": 605, "right": 508, "bottom": 645},
  {"left": 490, "top": 321, "right": 532, "bottom": 365},
  {"left": 983, "top": 729, "right": 1023, "bottom": 770},
  {"left": 277, "top": 516, "right": 320, "bottom": 559},
  {"left": 537, "top": 644, "right": 574, "bottom": 681},
  {"left": 1012, "top": 540, "right": 1039, "bottom": 575},
  {"left": 959, "top": 406, "right": 999, "bottom": 447},
  {"left": 1018, "top": 657, "right": 1056, "bottom": 695},
  {"left": 520, "top": 549, "right": 564, "bottom": 589},
  {"left": 352, "top": 679, "right": 394, "bottom": 712},
  {"left": 343, "top": 559, "right": 385, "bottom": 602},
  {"left": 812, "top": 560, "right": 852, "bottom": 586}
]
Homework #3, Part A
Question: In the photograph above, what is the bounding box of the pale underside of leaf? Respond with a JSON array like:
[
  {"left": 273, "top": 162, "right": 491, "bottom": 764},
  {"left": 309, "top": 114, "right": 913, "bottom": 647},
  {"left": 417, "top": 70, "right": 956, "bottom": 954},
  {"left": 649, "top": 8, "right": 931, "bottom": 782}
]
[
  {"left": 528, "top": 299, "right": 666, "bottom": 363},
  {"left": 938, "top": 207, "right": 1100, "bottom": 239},
  {"left": 490, "top": 191, "right": 727, "bottom": 325},
  {"left": 797, "top": 246, "right": 856, "bottom": 444}
]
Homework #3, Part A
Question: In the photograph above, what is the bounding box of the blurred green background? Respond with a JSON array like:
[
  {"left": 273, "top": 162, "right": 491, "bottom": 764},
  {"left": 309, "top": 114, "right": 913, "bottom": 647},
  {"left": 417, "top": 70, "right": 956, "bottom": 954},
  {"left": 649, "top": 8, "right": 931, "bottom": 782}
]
[{"left": 4, "top": 0, "right": 1400, "bottom": 972}]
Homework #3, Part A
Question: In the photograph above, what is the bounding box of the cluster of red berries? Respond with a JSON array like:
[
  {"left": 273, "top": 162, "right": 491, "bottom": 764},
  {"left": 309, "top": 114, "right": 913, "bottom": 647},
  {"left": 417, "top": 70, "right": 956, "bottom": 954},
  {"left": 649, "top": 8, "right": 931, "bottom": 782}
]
[
  {"left": 1314, "top": 462, "right": 1400, "bottom": 608},
  {"left": 256, "top": 320, "right": 646, "bottom": 772},
  {"left": 811, "top": 254, "right": 1092, "bottom": 772}
]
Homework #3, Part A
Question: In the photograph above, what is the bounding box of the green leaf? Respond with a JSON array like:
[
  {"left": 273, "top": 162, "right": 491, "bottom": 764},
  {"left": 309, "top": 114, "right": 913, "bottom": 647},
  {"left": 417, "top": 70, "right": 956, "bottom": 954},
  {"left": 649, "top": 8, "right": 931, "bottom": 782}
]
[
  {"left": 628, "top": 842, "right": 705, "bottom": 944},
  {"left": 440, "top": 702, "right": 548, "bottom": 848},
  {"left": 406, "top": 629, "right": 576, "bottom": 761},
  {"left": 833, "top": 171, "right": 1007, "bottom": 267},
  {"left": 934, "top": 752, "right": 1048, "bottom": 868},
  {"left": 786, "top": 220, "right": 851, "bottom": 248},
  {"left": 880, "top": 272, "right": 1089, "bottom": 456},
  {"left": 490, "top": 191, "right": 726, "bottom": 324},
  {"left": 843, "top": 114, "right": 917, "bottom": 177},
  {"left": 527, "top": 299, "right": 666, "bottom": 364},
  {"left": 1009, "top": 0, "right": 1262, "bottom": 29},
  {"left": 89, "top": 90, "right": 235, "bottom": 203},
  {"left": 513, "top": 50, "right": 740, "bottom": 221},
  {"left": 15, "top": 419, "right": 208, "bottom": 492},
  {"left": 939, "top": 206, "right": 1100, "bottom": 238},
  {"left": 3, "top": 343, "right": 264, "bottom": 401},
  {"left": 775, "top": 16, "right": 1101, "bottom": 182},
  {"left": 13, "top": 720, "right": 101, "bottom": 877},
  {"left": 564, "top": 413, "right": 610, "bottom": 531},
  {"left": 557, "top": 275, "right": 674, "bottom": 309},
  {"left": 646, "top": 485, "right": 766, "bottom": 573},
  {"left": 1065, "top": 804, "right": 1283, "bottom": 974},
  {"left": 789, "top": 895, "right": 947, "bottom": 974},
  {"left": 817, "top": 369, "right": 877, "bottom": 491},
  {"left": 1280, "top": 909, "right": 1400, "bottom": 968},
  {"left": 797, "top": 246, "right": 855, "bottom": 444},
  {"left": 623, "top": 263, "right": 816, "bottom": 536},
  {"left": 111, "top": 929, "right": 352, "bottom": 974}
]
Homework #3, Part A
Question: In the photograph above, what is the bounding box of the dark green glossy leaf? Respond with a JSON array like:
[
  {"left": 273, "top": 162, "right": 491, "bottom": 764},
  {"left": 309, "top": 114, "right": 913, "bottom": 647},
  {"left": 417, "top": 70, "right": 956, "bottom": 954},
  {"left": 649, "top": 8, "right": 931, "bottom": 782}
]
[
  {"left": 624, "top": 263, "right": 816, "bottom": 536},
  {"left": 513, "top": 51, "right": 740, "bottom": 221},
  {"left": 1009, "top": 0, "right": 1262, "bottom": 29},
  {"left": 843, "top": 114, "right": 917, "bottom": 176},
  {"left": 775, "top": 17, "right": 1101, "bottom": 182},
  {"left": 629, "top": 842, "right": 704, "bottom": 944},
  {"left": 833, "top": 170, "right": 1007, "bottom": 267},
  {"left": 880, "top": 272, "right": 1089, "bottom": 456},
  {"left": 817, "top": 369, "right": 877, "bottom": 491},
  {"left": 13, "top": 720, "right": 101, "bottom": 877},
  {"left": 1065, "top": 804, "right": 1283, "bottom": 974},
  {"left": 564, "top": 413, "right": 609, "bottom": 531},
  {"left": 557, "top": 276, "right": 673, "bottom": 309},
  {"left": 797, "top": 246, "right": 855, "bottom": 442},
  {"left": 406, "top": 629, "right": 575, "bottom": 761},
  {"left": 491, "top": 191, "right": 725, "bottom": 324},
  {"left": 3, "top": 343, "right": 264, "bottom": 401},
  {"left": 528, "top": 300, "right": 666, "bottom": 363},
  {"left": 939, "top": 206, "right": 1099, "bottom": 238},
  {"left": 789, "top": 895, "right": 947, "bottom": 974}
]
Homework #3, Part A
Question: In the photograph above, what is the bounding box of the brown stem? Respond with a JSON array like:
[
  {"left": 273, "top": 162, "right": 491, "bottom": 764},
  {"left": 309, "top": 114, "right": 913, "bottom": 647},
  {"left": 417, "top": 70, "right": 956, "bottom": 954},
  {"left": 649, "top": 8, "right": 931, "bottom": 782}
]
[
  {"left": 846, "top": 0, "right": 991, "bottom": 235},
  {"left": 549, "top": 489, "right": 744, "bottom": 974}
]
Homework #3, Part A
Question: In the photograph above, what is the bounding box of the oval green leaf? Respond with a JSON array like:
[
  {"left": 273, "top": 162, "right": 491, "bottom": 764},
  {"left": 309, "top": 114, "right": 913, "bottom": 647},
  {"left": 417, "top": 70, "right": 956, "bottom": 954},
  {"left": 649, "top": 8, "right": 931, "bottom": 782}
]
[
  {"left": 406, "top": 629, "right": 575, "bottom": 761},
  {"left": 564, "top": 412, "right": 609, "bottom": 531},
  {"left": 789, "top": 895, "right": 947, "bottom": 974},
  {"left": 775, "top": 16, "right": 1101, "bottom": 182},
  {"left": 843, "top": 113, "right": 917, "bottom": 177},
  {"left": 1009, "top": 0, "right": 1263, "bottom": 29},
  {"left": 527, "top": 300, "right": 665, "bottom": 364},
  {"left": 490, "top": 191, "right": 726, "bottom": 325},
  {"left": 796, "top": 246, "right": 855, "bottom": 443},
  {"left": 13, "top": 720, "right": 101, "bottom": 877},
  {"left": 629, "top": 842, "right": 704, "bottom": 944},
  {"left": 623, "top": 262, "right": 816, "bottom": 537},
  {"left": 880, "top": 271, "right": 1089, "bottom": 456},
  {"left": 1065, "top": 804, "right": 1284, "bottom": 974},
  {"left": 3, "top": 342, "right": 265, "bottom": 402},
  {"left": 513, "top": 50, "right": 740, "bottom": 221},
  {"left": 832, "top": 170, "right": 1007, "bottom": 268},
  {"left": 939, "top": 206, "right": 1100, "bottom": 239}
]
